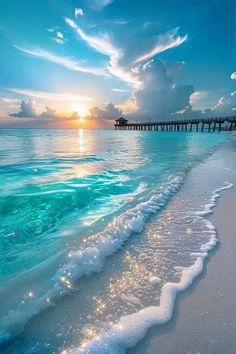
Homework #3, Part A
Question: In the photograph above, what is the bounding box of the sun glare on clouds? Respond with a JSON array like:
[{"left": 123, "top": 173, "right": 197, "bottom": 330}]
[{"left": 70, "top": 104, "right": 88, "bottom": 120}]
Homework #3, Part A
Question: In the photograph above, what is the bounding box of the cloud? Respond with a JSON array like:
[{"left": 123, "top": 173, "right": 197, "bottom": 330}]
[
  {"left": 65, "top": 18, "right": 118, "bottom": 55},
  {"left": 212, "top": 91, "right": 236, "bottom": 115},
  {"left": 39, "top": 106, "right": 58, "bottom": 119},
  {"left": 189, "top": 90, "right": 208, "bottom": 108},
  {"left": 112, "top": 88, "right": 130, "bottom": 92},
  {"left": 89, "top": 103, "right": 122, "bottom": 120},
  {"left": 65, "top": 18, "right": 141, "bottom": 87},
  {"left": 127, "top": 60, "right": 193, "bottom": 121},
  {"left": 65, "top": 18, "right": 190, "bottom": 121},
  {"left": 0, "top": 97, "right": 20, "bottom": 117},
  {"left": 0, "top": 97, "right": 20, "bottom": 106},
  {"left": 100, "top": 0, "right": 114, "bottom": 5},
  {"left": 8, "top": 88, "right": 93, "bottom": 103},
  {"left": 13, "top": 45, "right": 108, "bottom": 77},
  {"left": 9, "top": 96, "right": 122, "bottom": 125},
  {"left": 9, "top": 99, "right": 80, "bottom": 121},
  {"left": 171, "top": 89, "right": 236, "bottom": 120},
  {"left": 68, "top": 111, "right": 81, "bottom": 120},
  {"left": 134, "top": 28, "right": 188, "bottom": 64},
  {"left": 75, "top": 8, "right": 84, "bottom": 17},
  {"left": 89, "top": 0, "right": 114, "bottom": 10},
  {"left": 47, "top": 27, "right": 67, "bottom": 44},
  {"left": 65, "top": 18, "right": 187, "bottom": 90},
  {"left": 230, "top": 72, "right": 236, "bottom": 80},
  {"left": 10, "top": 99, "right": 37, "bottom": 118},
  {"left": 53, "top": 31, "right": 66, "bottom": 44}
]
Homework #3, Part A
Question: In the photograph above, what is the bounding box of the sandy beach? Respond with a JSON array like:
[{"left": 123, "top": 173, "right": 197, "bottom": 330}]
[{"left": 129, "top": 190, "right": 236, "bottom": 354}]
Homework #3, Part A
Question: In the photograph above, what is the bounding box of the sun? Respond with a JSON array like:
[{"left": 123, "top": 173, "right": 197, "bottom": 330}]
[{"left": 70, "top": 104, "right": 88, "bottom": 120}]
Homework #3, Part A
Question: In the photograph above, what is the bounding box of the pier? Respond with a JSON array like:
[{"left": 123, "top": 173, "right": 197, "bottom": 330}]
[{"left": 114, "top": 116, "right": 236, "bottom": 132}]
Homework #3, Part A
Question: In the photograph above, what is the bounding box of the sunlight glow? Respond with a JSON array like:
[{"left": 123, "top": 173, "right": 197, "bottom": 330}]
[{"left": 70, "top": 104, "right": 88, "bottom": 119}]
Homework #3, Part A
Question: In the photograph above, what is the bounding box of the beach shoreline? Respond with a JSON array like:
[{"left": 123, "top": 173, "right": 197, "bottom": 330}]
[
  {"left": 129, "top": 189, "right": 236, "bottom": 354},
  {"left": 1, "top": 133, "right": 236, "bottom": 354}
]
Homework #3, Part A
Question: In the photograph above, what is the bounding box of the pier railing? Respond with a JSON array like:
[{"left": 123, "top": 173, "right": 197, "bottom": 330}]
[{"left": 114, "top": 116, "right": 236, "bottom": 132}]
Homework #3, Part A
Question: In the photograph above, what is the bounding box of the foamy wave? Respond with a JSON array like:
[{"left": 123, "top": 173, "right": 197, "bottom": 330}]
[
  {"left": 0, "top": 175, "right": 185, "bottom": 344},
  {"left": 71, "top": 182, "right": 233, "bottom": 354}
]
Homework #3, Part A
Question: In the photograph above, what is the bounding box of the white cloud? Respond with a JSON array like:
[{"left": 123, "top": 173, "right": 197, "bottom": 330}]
[
  {"left": 176, "top": 89, "right": 236, "bottom": 119},
  {"left": 65, "top": 18, "right": 190, "bottom": 121},
  {"left": 53, "top": 31, "right": 66, "bottom": 44},
  {"left": 11, "top": 99, "right": 37, "bottom": 118},
  {"left": 89, "top": 103, "right": 122, "bottom": 120},
  {"left": 112, "top": 88, "right": 130, "bottom": 92},
  {"left": 212, "top": 92, "right": 236, "bottom": 114},
  {"left": 47, "top": 27, "right": 67, "bottom": 44},
  {"left": 65, "top": 18, "right": 141, "bottom": 88},
  {"left": 65, "top": 18, "right": 187, "bottom": 91},
  {"left": 75, "top": 8, "right": 84, "bottom": 17},
  {"left": 13, "top": 45, "right": 108, "bottom": 77},
  {"left": 8, "top": 88, "right": 93, "bottom": 103},
  {"left": 65, "top": 18, "right": 119, "bottom": 57},
  {"left": 134, "top": 28, "right": 188, "bottom": 64},
  {"left": 0, "top": 97, "right": 20, "bottom": 116},
  {"left": 9, "top": 100, "right": 85, "bottom": 121},
  {"left": 127, "top": 60, "right": 193, "bottom": 120},
  {"left": 190, "top": 90, "right": 208, "bottom": 106},
  {"left": 0, "top": 97, "right": 19, "bottom": 105},
  {"left": 101, "top": 0, "right": 114, "bottom": 5},
  {"left": 230, "top": 72, "right": 236, "bottom": 80},
  {"left": 118, "top": 94, "right": 138, "bottom": 115},
  {"left": 89, "top": 0, "right": 114, "bottom": 10}
]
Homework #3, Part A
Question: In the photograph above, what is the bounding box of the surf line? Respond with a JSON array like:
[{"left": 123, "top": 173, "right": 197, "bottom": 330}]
[{"left": 72, "top": 182, "right": 233, "bottom": 354}]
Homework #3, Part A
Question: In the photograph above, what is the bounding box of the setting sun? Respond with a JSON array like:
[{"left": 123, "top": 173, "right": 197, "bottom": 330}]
[{"left": 70, "top": 104, "right": 88, "bottom": 119}]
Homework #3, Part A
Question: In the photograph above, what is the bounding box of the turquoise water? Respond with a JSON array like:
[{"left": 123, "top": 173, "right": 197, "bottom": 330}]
[
  {"left": 0, "top": 129, "right": 225, "bottom": 280},
  {"left": 0, "top": 129, "right": 230, "bottom": 352}
]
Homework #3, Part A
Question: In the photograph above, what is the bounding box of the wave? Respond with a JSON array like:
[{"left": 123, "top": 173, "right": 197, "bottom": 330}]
[
  {"left": 0, "top": 174, "right": 185, "bottom": 345},
  {"left": 70, "top": 182, "right": 233, "bottom": 354}
]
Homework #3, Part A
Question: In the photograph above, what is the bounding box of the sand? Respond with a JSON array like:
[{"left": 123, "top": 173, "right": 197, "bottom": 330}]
[{"left": 129, "top": 190, "right": 236, "bottom": 354}]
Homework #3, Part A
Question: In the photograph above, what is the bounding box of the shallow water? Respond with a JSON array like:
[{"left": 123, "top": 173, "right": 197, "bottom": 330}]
[{"left": 0, "top": 129, "right": 234, "bottom": 353}]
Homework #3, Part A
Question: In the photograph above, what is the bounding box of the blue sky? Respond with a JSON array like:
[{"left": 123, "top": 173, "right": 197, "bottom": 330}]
[{"left": 0, "top": 0, "right": 235, "bottom": 128}]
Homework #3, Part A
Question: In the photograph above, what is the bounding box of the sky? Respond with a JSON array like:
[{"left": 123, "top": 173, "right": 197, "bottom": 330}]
[{"left": 0, "top": 0, "right": 235, "bottom": 129}]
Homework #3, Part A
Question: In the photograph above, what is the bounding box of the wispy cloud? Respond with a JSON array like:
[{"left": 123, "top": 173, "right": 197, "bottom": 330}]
[
  {"left": 112, "top": 88, "right": 130, "bottom": 92},
  {"left": 65, "top": 18, "right": 119, "bottom": 57},
  {"left": 65, "top": 18, "right": 187, "bottom": 90},
  {"left": 134, "top": 28, "right": 188, "bottom": 64},
  {"left": 75, "top": 8, "right": 84, "bottom": 17},
  {"left": 53, "top": 31, "right": 66, "bottom": 44},
  {"left": 190, "top": 90, "right": 208, "bottom": 105},
  {"left": 0, "top": 97, "right": 20, "bottom": 104},
  {"left": 65, "top": 18, "right": 141, "bottom": 87},
  {"left": 230, "top": 72, "right": 236, "bottom": 80},
  {"left": 101, "top": 0, "right": 114, "bottom": 6},
  {"left": 89, "top": 0, "right": 114, "bottom": 10},
  {"left": 47, "top": 27, "right": 67, "bottom": 44},
  {"left": 8, "top": 88, "right": 94, "bottom": 102},
  {"left": 13, "top": 45, "right": 108, "bottom": 77}
]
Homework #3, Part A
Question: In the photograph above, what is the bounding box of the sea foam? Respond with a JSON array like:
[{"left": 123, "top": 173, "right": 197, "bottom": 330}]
[{"left": 70, "top": 182, "right": 233, "bottom": 354}]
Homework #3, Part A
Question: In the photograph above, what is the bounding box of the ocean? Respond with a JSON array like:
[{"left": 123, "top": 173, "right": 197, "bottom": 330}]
[{"left": 0, "top": 129, "right": 235, "bottom": 353}]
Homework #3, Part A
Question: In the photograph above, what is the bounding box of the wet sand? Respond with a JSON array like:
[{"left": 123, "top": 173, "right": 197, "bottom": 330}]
[{"left": 129, "top": 190, "right": 236, "bottom": 354}]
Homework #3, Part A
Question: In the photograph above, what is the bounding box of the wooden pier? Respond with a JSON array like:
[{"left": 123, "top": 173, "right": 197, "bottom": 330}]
[{"left": 114, "top": 116, "right": 236, "bottom": 132}]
